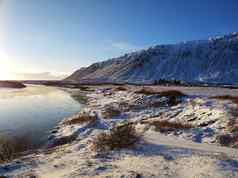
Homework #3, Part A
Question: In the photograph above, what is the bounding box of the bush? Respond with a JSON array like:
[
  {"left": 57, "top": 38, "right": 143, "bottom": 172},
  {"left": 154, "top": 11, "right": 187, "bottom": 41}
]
[
  {"left": 102, "top": 106, "right": 121, "bottom": 119},
  {"left": 134, "top": 87, "right": 159, "bottom": 95},
  {"left": 114, "top": 86, "right": 127, "bottom": 91},
  {"left": 217, "top": 134, "right": 234, "bottom": 146},
  {"left": 63, "top": 112, "right": 96, "bottom": 125},
  {"left": 135, "top": 88, "right": 185, "bottom": 97},
  {"left": 147, "top": 120, "right": 193, "bottom": 132},
  {"left": 0, "top": 135, "right": 33, "bottom": 163},
  {"left": 158, "top": 90, "right": 186, "bottom": 98},
  {"left": 92, "top": 124, "right": 139, "bottom": 151}
]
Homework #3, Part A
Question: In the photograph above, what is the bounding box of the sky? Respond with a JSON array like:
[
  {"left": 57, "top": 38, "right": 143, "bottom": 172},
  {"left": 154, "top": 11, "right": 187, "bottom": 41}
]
[{"left": 0, "top": 0, "right": 238, "bottom": 80}]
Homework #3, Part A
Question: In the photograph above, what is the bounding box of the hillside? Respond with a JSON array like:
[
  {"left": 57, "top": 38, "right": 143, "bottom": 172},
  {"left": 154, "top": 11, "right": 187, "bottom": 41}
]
[{"left": 65, "top": 32, "right": 238, "bottom": 85}]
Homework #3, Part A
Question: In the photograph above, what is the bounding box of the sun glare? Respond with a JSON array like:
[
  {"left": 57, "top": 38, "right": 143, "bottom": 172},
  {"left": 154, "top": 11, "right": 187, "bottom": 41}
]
[{"left": 0, "top": 68, "right": 13, "bottom": 80}]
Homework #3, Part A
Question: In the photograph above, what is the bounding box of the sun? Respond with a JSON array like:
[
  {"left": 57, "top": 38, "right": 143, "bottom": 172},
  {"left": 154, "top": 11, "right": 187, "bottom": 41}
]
[{"left": 0, "top": 68, "right": 13, "bottom": 80}]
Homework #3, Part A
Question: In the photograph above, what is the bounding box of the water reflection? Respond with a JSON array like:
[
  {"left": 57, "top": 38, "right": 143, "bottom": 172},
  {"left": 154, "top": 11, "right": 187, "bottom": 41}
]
[{"left": 0, "top": 85, "right": 83, "bottom": 146}]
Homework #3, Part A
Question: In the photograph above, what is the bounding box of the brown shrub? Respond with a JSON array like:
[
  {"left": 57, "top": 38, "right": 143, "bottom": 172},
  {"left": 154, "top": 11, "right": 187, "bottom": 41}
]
[
  {"left": 210, "top": 95, "right": 238, "bottom": 105},
  {"left": 92, "top": 124, "right": 139, "bottom": 151},
  {"left": 63, "top": 112, "right": 96, "bottom": 125},
  {"left": 114, "top": 86, "right": 127, "bottom": 91},
  {"left": 148, "top": 120, "right": 193, "bottom": 132},
  {"left": 134, "top": 87, "right": 158, "bottom": 95},
  {"left": 0, "top": 135, "right": 33, "bottom": 163},
  {"left": 158, "top": 90, "right": 186, "bottom": 98},
  {"left": 102, "top": 106, "right": 121, "bottom": 119},
  {"left": 216, "top": 134, "right": 238, "bottom": 148},
  {"left": 135, "top": 89, "right": 186, "bottom": 105},
  {"left": 217, "top": 134, "right": 234, "bottom": 146},
  {"left": 159, "top": 90, "right": 186, "bottom": 106}
]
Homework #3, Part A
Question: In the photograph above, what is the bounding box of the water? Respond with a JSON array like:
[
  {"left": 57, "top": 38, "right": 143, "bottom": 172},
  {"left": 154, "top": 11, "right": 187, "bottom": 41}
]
[{"left": 0, "top": 85, "right": 83, "bottom": 146}]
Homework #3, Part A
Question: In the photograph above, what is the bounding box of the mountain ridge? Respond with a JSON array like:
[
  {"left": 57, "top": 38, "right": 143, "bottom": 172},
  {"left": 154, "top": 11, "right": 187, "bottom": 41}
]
[{"left": 65, "top": 32, "right": 238, "bottom": 85}]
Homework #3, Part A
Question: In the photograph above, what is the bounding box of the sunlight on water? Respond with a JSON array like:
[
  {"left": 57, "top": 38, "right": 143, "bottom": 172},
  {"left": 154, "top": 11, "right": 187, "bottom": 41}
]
[{"left": 0, "top": 85, "right": 82, "bottom": 146}]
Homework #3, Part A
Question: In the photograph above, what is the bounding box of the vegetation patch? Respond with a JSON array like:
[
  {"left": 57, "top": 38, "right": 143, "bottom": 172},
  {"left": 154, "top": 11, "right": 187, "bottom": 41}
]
[
  {"left": 216, "top": 134, "right": 238, "bottom": 148},
  {"left": 102, "top": 106, "right": 121, "bottom": 119},
  {"left": 0, "top": 135, "right": 33, "bottom": 163},
  {"left": 92, "top": 124, "right": 139, "bottom": 151},
  {"left": 114, "top": 86, "right": 127, "bottom": 91},
  {"left": 210, "top": 95, "right": 238, "bottom": 105},
  {"left": 157, "top": 90, "right": 186, "bottom": 98},
  {"left": 63, "top": 112, "right": 97, "bottom": 125},
  {"left": 146, "top": 120, "right": 193, "bottom": 132},
  {"left": 134, "top": 87, "right": 158, "bottom": 95},
  {"left": 135, "top": 88, "right": 185, "bottom": 97}
]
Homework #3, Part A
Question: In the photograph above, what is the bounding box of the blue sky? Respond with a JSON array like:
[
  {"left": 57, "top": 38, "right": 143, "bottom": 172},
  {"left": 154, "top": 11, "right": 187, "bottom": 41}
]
[{"left": 0, "top": 0, "right": 238, "bottom": 80}]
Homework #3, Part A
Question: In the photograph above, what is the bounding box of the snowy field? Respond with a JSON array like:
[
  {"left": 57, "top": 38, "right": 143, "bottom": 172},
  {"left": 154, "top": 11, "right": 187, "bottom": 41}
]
[{"left": 1, "top": 85, "right": 238, "bottom": 178}]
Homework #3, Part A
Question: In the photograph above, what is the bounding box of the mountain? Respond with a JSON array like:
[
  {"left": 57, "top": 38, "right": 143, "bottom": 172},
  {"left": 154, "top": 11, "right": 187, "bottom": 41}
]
[{"left": 65, "top": 32, "right": 238, "bottom": 85}]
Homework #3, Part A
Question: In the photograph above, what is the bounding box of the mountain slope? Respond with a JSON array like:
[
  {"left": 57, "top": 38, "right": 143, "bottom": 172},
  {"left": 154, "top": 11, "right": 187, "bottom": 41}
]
[{"left": 65, "top": 32, "right": 238, "bottom": 84}]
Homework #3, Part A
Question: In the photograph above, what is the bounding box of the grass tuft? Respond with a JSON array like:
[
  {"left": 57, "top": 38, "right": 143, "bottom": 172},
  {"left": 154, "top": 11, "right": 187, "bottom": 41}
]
[
  {"left": 0, "top": 135, "right": 33, "bottom": 163},
  {"left": 114, "top": 86, "right": 127, "bottom": 91},
  {"left": 63, "top": 112, "right": 96, "bottom": 125},
  {"left": 134, "top": 87, "right": 158, "bottom": 95},
  {"left": 210, "top": 95, "right": 238, "bottom": 105},
  {"left": 146, "top": 120, "right": 193, "bottom": 132},
  {"left": 102, "top": 106, "right": 121, "bottom": 119}
]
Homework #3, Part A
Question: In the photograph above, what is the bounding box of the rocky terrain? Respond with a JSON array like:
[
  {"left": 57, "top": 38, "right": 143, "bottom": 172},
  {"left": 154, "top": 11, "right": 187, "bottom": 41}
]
[
  {"left": 65, "top": 32, "right": 238, "bottom": 85},
  {"left": 1, "top": 85, "right": 238, "bottom": 178}
]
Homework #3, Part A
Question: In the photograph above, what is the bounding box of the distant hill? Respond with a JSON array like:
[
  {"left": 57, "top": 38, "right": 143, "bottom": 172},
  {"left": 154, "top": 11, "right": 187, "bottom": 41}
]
[
  {"left": 65, "top": 32, "right": 238, "bottom": 85},
  {"left": 0, "top": 81, "right": 26, "bottom": 88}
]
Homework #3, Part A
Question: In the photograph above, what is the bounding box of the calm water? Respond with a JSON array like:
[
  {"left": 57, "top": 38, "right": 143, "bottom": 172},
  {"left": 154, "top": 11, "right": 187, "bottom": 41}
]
[{"left": 0, "top": 85, "right": 83, "bottom": 146}]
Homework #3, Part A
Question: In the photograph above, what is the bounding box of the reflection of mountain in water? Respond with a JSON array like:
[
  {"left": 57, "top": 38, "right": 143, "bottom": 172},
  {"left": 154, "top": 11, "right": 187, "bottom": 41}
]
[{"left": 0, "top": 85, "right": 60, "bottom": 99}]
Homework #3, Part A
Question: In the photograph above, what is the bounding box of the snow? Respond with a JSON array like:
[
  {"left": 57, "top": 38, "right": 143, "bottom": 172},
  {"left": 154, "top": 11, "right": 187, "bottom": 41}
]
[
  {"left": 66, "top": 32, "right": 238, "bottom": 85},
  {"left": 1, "top": 86, "right": 238, "bottom": 177}
]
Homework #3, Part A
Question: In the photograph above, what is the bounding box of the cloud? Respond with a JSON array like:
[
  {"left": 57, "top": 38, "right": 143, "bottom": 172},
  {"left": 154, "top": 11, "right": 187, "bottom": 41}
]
[
  {"left": 111, "top": 42, "right": 142, "bottom": 52},
  {"left": 14, "top": 72, "right": 69, "bottom": 80}
]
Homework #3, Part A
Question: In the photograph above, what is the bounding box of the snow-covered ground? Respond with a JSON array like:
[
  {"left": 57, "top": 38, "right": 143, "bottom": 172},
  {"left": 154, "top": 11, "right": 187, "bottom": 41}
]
[{"left": 1, "top": 85, "right": 238, "bottom": 178}]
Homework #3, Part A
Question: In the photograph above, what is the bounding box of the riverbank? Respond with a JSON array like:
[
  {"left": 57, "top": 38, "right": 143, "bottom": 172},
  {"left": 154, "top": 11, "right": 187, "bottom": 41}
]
[{"left": 1, "top": 85, "right": 238, "bottom": 178}]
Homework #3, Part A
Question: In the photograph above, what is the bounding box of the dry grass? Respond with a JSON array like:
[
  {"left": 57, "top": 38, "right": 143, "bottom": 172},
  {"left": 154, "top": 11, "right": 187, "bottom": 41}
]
[
  {"left": 0, "top": 135, "right": 33, "bottom": 163},
  {"left": 146, "top": 120, "right": 193, "bottom": 132},
  {"left": 102, "top": 106, "right": 121, "bottom": 119},
  {"left": 92, "top": 124, "right": 139, "bottom": 151},
  {"left": 210, "top": 95, "right": 238, "bottom": 105},
  {"left": 63, "top": 112, "right": 96, "bottom": 125},
  {"left": 216, "top": 134, "right": 238, "bottom": 148},
  {"left": 158, "top": 90, "right": 186, "bottom": 97},
  {"left": 134, "top": 87, "right": 158, "bottom": 95},
  {"left": 114, "top": 86, "right": 127, "bottom": 91},
  {"left": 135, "top": 88, "right": 185, "bottom": 97}
]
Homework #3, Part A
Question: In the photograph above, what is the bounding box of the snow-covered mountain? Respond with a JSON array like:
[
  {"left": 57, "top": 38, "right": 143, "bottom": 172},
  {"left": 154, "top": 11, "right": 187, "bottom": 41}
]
[{"left": 65, "top": 32, "right": 238, "bottom": 84}]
